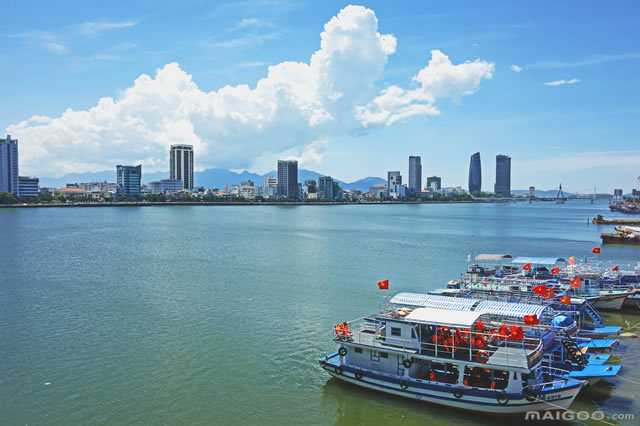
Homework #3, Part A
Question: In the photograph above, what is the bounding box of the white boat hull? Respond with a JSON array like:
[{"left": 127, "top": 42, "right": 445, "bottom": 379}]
[
  {"left": 325, "top": 368, "right": 582, "bottom": 414},
  {"left": 592, "top": 293, "right": 627, "bottom": 311}
]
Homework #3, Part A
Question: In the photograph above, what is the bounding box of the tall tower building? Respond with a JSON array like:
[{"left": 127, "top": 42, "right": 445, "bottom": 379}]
[
  {"left": 277, "top": 160, "right": 299, "bottom": 199},
  {"left": 494, "top": 154, "right": 512, "bottom": 197},
  {"left": 468, "top": 152, "right": 482, "bottom": 194},
  {"left": 116, "top": 165, "right": 142, "bottom": 197},
  {"left": 0, "top": 134, "right": 19, "bottom": 195},
  {"left": 408, "top": 156, "right": 422, "bottom": 194},
  {"left": 170, "top": 144, "right": 194, "bottom": 191}
]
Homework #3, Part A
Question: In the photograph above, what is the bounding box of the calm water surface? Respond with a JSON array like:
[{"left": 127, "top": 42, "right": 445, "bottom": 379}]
[{"left": 1, "top": 201, "right": 639, "bottom": 425}]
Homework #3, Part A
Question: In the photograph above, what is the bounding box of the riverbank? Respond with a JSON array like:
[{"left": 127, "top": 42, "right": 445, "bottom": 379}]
[{"left": 0, "top": 199, "right": 514, "bottom": 208}]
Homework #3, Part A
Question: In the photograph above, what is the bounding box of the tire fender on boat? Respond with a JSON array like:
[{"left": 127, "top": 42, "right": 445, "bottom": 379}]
[
  {"left": 338, "top": 347, "right": 347, "bottom": 357},
  {"left": 334, "top": 366, "right": 343, "bottom": 375},
  {"left": 400, "top": 381, "right": 409, "bottom": 391},
  {"left": 453, "top": 390, "right": 464, "bottom": 399},
  {"left": 402, "top": 358, "right": 413, "bottom": 369},
  {"left": 355, "top": 371, "right": 364, "bottom": 380},
  {"left": 496, "top": 392, "right": 509, "bottom": 405},
  {"left": 523, "top": 388, "right": 538, "bottom": 402}
]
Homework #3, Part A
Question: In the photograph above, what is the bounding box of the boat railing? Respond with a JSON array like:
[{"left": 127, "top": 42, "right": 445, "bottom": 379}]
[
  {"left": 336, "top": 316, "right": 544, "bottom": 369},
  {"left": 524, "top": 365, "right": 572, "bottom": 393}
]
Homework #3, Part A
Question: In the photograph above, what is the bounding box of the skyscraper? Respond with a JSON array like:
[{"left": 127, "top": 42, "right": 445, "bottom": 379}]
[
  {"left": 408, "top": 155, "right": 422, "bottom": 194},
  {"left": 318, "top": 176, "right": 334, "bottom": 200},
  {"left": 468, "top": 152, "right": 482, "bottom": 194},
  {"left": 116, "top": 165, "right": 142, "bottom": 197},
  {"left": 277, "top": 160, "right": 298, "bottom": 199},
  {"left": 169, "top": 144, "right": 194, "bottom": 191},
  {"left": 0, "top": 134, "right": 19, "bottom": 195},
  {"left": 494, "top": 154, "right": 512, "bottom": 197}
]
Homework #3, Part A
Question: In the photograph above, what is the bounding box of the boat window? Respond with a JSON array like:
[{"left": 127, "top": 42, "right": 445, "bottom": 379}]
[
  {"left": 426, "top": 362, "right": 459, "bottom": 384},
  {"left": 391, "top": 327, "right": 402, "bottom": 337},
  {"left": 411, "top": 328, "right": 417, "bottom": 339},
  {"left": 380, "top": 352, "right": 389, "bottom": 359},
  {"left": 463, "top": 367, "right": 509, "bottom": 389},
  {"left": 354, "top": 347, "right": 362, "bottom": 354},
  {"left": 370, "top": 351, "right": 380, "bottom": 362}
]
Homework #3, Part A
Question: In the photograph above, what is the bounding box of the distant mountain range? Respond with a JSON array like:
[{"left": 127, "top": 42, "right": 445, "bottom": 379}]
[{"left": 39, "top": 168, "right": 387, "bottom": 193}]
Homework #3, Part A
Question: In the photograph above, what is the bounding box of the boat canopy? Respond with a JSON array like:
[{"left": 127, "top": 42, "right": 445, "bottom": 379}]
[
  {"left": 404, "top": 307, "right": 484, "bottom": 327},
  {"left": 390, "top": 293, "right": 478, "bottom": 311},
  {"left": 390, "top": 292, "right": 553, "bottom": 321},
  {"left": 475, "top": 300, "right": 551, "bottom": 321},
  {"left": 474, "top": 253, "right": 513, "bottom": 262},
  {"left": 512, "top": 256, "right": 566, "bottom": 266}
]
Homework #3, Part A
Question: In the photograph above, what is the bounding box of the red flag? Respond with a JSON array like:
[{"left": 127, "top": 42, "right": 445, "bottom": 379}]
[
  {"left": 570, "top": 276, "right": 582, "bottom": 289},
  {"left": 612, "top": 265, "right": 620, "bottom": 272},
  {"left": 560, "top": 295, "right": 571, "bottom": 305},
  {"left": 522, "top": 263, "right": 532, "bottom": 272},
  {"left": 592, "top": 247, "right": 601, "bottom": 254},
  {"left": 377, "top": 279, "right": 389, "bottom": 290},
  {"left": 543, "top": 287, "right": 555, "bottom": 299},
  {"left": 533, "top": 285, "right": 547, "bottom": 296},
  {"left": 551, "top": 266, "right": 560, "bottom": 275}
]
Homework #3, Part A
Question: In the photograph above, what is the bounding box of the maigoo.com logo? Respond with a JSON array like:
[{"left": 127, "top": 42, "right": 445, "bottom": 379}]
[{"left": 525, "top": 410, "right": 635, "bottom": 422}]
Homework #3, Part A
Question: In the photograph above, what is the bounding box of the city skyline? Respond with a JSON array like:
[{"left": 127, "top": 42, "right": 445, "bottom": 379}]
[{"left": 3, "top": 1, "right": 639, "bottom": 192}]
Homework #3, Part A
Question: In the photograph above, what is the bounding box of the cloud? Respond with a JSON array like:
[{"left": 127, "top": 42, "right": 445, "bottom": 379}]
[
  {"left": 205, "top": 32, "right": 281, "bottom": 48},
  {"left": 236, "top": 61, "right": 268, "bottom": 68},
  {"left": 510, "top": 64, "right": 522, "bottom": 72},
  {"left": 78, "top": 20, "right": 138, "bottom": 36},
  {"left": 230, "top": 17, "right": 274, "bottom": 31},
  {"left": 529, "top": 52, "right": 640, "bottom": 69},
  {"left": 10, "top": 31, "right": 69, "bottom": 55},
  {"left": 356, "top": 50, "right": 494, "bottom": 126},
  {"left": 7, "top": 5, "right": 492, "bottom": 177},
  {"left": 544, "top": 78, "right": 580, "bottom": 87}
]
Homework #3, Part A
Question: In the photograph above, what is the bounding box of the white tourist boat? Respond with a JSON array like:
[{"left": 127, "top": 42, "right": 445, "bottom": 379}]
[{"left": 320, "top": 304, "right": 584, "bottom": 414}]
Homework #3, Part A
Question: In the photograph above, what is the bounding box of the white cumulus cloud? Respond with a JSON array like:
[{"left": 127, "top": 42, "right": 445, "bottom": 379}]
[
  {"left": 7, "top": 5, "right": 493, "bottom": 177},
  {"left": 356, "top": 50, "right": 494, "bottom": 126},
  {"left": 510, "top": 64, "right": 522, "bottom": 72},
  {"left": 544, "top": 78, "right": 580, "bottom": 86}
]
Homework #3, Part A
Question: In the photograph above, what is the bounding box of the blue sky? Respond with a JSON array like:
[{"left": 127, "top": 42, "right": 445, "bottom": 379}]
[{"left": 2, "top": 0, "right": 639, "bottom": 192}]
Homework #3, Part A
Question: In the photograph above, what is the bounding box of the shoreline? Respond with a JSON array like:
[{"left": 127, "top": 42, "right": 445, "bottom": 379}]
[{"left": 0, "top": 199, "right": 516, "bottom": 208}]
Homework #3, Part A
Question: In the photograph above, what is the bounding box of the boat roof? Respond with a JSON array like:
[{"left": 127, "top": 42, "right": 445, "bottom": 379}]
[
  {"left": 404, "top": 307, "right": 484, "bottom": 327},
  {"left": 389, "top": 293, "right": 478, "bottom": 310},
  {"left": 474, "top": 253, "right": 513, "bottom": 262},
  {"left": 512, "top": 256, "right": 566, "bottom": 266},
  {"left": 475, "top": 300, "right": 549, "bottom": 319},
  {"left": 391, "top": 292, "right": 553, "bottom": 320}
]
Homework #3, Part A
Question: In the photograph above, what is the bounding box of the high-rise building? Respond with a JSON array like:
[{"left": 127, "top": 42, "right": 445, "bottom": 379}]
[
  {"left": 0, "top": 134, "right": 19, "bottom": 195},
  {"left": 408, "top": 156, "right": 422, "bottom": 194},
  {"left": 468, "top": 152, "right": 482, "bottom": 194},
  {"left": 116, "top": 165, "right": 142, "bottom": 197},
  {"left": 426, "top": 176, "right": 442, "bottom": 191},
  {"left": 18, "top": 176, "right": 39, "bottom": 197},
  {"left": 169, "top": 144, "right": 194, "bottom": 191},
  {"left": 263, "top": 175, "right": 278, "bottom": 198},
  {"left": 387, "top": 171, "right": 401, "bottom": 189},
  {"left": 494, "top": 154, "right": 512, "bottom": 197},
  {"left": 318, "top": 176, "right": 334, "bottom": 200},
  {"left": 277, "top": 160, "right": 298, "bottom": 199}
]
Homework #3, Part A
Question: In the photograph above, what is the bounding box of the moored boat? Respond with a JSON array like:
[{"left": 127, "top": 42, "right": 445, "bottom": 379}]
[{"left": 320, "top": 305, "right": 585, "bottom": 414}]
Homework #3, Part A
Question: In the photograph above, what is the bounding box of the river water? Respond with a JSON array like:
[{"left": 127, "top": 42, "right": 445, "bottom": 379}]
[{"left": 1, "top": 201, "right": 638, "bottom": 425}]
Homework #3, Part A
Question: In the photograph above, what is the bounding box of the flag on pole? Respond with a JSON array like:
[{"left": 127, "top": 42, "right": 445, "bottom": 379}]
[{"left": 377, "top": 279, "right": 389, "bottom": 290}]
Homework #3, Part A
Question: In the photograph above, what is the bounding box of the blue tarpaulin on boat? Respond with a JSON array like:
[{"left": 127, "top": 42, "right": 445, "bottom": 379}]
[
  {"left": 512, "top": 256, "right": 566, "bottom": 266},
  {"left": 568, "top": 364, "right": 621, "bottom": 379},
  {"left": 578, "top": 339, "right": 618, "bottom": 350},
  {"left": 587, "top": 354, "right": 611, "bottom": 365}
]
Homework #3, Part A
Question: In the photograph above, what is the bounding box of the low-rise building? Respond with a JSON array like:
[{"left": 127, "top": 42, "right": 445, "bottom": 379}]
[{"left": 149, "top": 179, "right": 183, "bottom": 194}]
